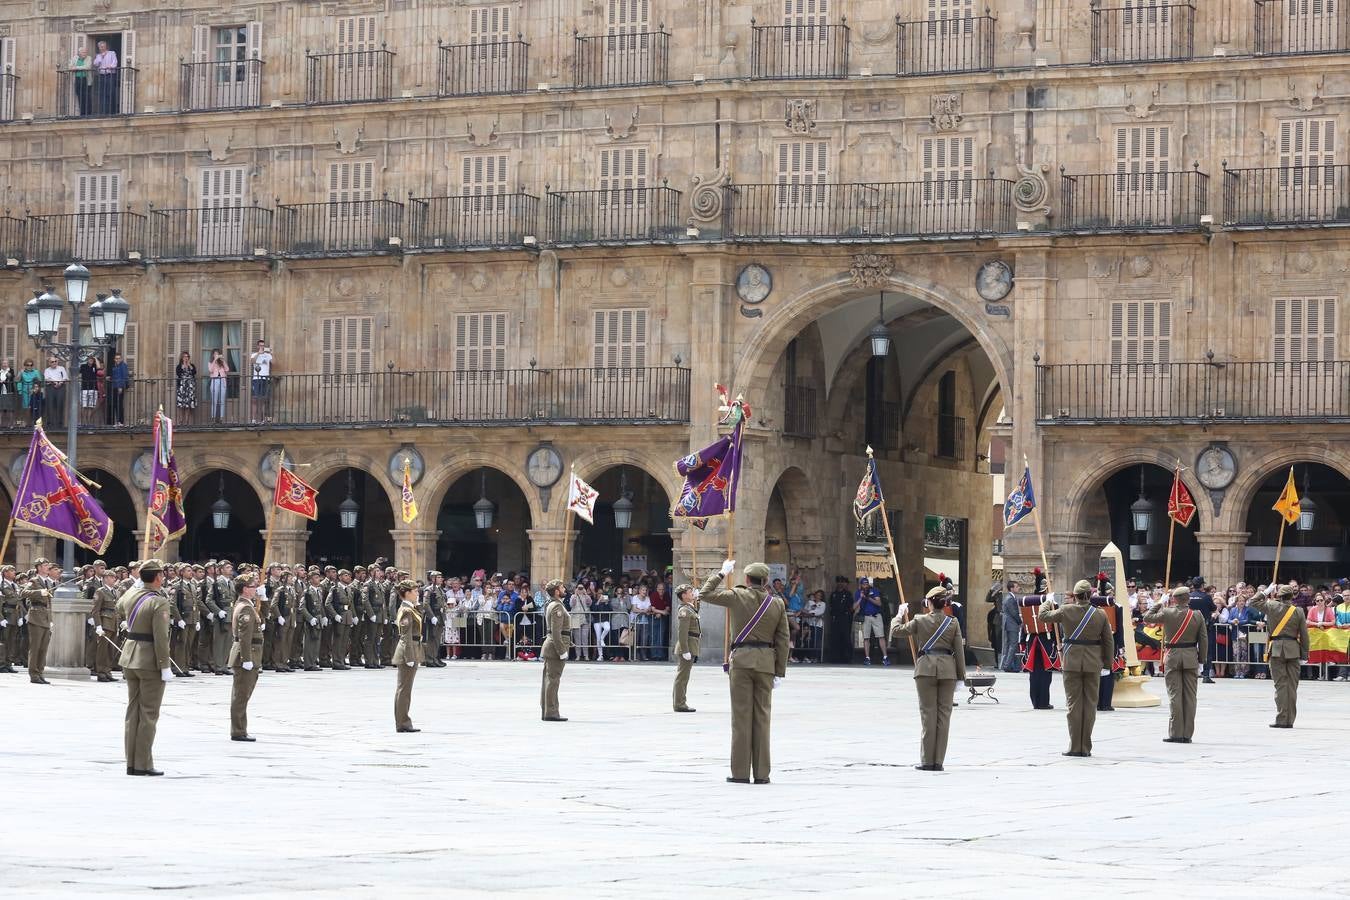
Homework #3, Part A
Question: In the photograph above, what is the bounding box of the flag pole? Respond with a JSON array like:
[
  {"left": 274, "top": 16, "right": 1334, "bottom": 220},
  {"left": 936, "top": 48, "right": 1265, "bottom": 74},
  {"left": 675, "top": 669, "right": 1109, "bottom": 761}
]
[
  {"left": 261, "top": 448, "right": 284, "bottom": 572},
  {"left": 723, "top": 416, "right": 743, "bottom": 673},
  {"left": 142, "top": 409, "right": 161, "bottom": 560},
  {"left": 869, "top": 446, "right": 917, "bottom": 664},
  {"left": 1024, "top": 456, "right": 1052, "bottom": 594},
  {"left": 1272, "top": 517, "right": 1286, "bottom": 586}
]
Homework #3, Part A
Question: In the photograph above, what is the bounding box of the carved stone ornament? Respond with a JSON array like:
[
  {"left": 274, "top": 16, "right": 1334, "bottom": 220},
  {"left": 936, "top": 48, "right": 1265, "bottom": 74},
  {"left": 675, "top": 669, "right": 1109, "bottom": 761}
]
[
  {"left": 605, "top": 107, "right": 640, "bottom": 141},
  {"left": 83, "top": 134, "right": 111, "bottom": 168},
  {"left": 1129, "top": 255, "right": 1154, "bottom": 278},
  {"left": 204, "top": 129, "right": 234, "bottom": 162},
  {"left": 1289, "top": 75, "right": 1325, "bottom": 112},
  {"left": 849, "top": 253, "right": 893, "bottom": 288},
  {"left": 333, "top": 122, "right": 364, "bottom": 155},
  {"left": 1013, "top": 163, "right": 1051, "bottom": 215},
  {"left": 929, "top": 94, "right": 962, "bottom": 132},
  {"left": 785, "top": 98, "right": 817, "bottom": 134},
  {"left": 466, "top": 115, "right": 500, "bottom": 147},
  {"left": 1124, "top": 84, "right": 1160, "bottom": 119},
  {"left": 689, "top": 167, "right": 729, "bottom": 224}
]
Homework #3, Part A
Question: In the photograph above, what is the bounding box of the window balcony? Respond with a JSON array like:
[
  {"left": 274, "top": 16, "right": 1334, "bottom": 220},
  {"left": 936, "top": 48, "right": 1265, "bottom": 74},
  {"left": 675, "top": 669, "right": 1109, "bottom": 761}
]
[
  {"left": 1090, "top": 4, "right": 1195, "bottom": 63},
  {"left": 1222, "top": 164, "right": 1350, "bottom": 227},
  {"left": 25, "top": 211, "right": 147, "bottom": 264},
  {"left": 408, "top": 193, "right": 539, "bottom": 250},
  {"left": 573, "top": 29, "right": 670, "bottom": 88},
  {"left": 305, "top": 48, "right": 395, "bottom": 104},
  {"left": 783, "top": 383, "right": 817, "bottom": 438},
  {"left": 147, "top": 206, "right": 274, "bottom": 260},
  {"left": 9, "top": 367, "right": 692, "bottom": 432},
  {"left": 895, "top": 14, "right": 996, "bottom": 75},
  {"left": 179, "top": 57, "right": 263, "bottom": 111},
  {"left": 1254, "top": 0, "right": 1350, "bottom": 55},
  {"left": 1058, "top": 168, "right": 1209, "bottom": 232},
  {"left": 1036, "top": 361, "right": 1350, "bottom": 424},
  {"left": 0, "top": 214, "right": 24, "bottom": 265},
  {"left": 935, "top": 413, "right": 965, "bottom": 461},
  {"left": 276, "top": 198, "right": 405, "bottom": 256},
  {"left": 750, "top": 21, "right": 850, "bottom": 79},
  {"left": 55, "top": 66, "right": 137, "bottom": 118},
  {"left": 722, "top": 180, "right": 1016, "bottom": 240},
  {"left": 0, "top": 70, "right": 17, "bottom": 122},
  {"left": 543, "top": 184, "right": 683, "bottom": 244},
  {"left": 437, "top": 38, "right": 529, "bottom": 96}
]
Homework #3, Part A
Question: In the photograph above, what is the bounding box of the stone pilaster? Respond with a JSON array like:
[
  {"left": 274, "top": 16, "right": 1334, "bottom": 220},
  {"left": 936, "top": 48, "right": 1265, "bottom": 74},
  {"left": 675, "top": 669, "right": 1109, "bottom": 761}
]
[
  {"left": 12, "top": 532, "right": 55, "bottom": 569},
  {"left": 526, "top": 527, "right": 575, "bottom": 582},
  {"left": 263, "top": 527, "right": 312, "bottom": 568},
  {"left": 1049, "top": 530, "right": 1096, "bottom": 585},
  {"left": 391, "top": 528, "right": 442, "bottom": 577},
  {"left": 1195, "top": 531, "right": 1250, "bottom": 586}
]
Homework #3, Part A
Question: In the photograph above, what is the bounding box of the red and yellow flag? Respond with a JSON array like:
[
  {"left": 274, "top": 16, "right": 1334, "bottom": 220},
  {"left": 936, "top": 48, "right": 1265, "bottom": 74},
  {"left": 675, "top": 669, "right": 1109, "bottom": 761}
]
[
  {"left": 274, "top": 463, "right": 319, "bottom": 521},
  {"left": 1167, "top": 467, "right": 1196, "bottom": 528},
  {"left": 1272, "top": 466, "right": 1301, "bottom": 526}
]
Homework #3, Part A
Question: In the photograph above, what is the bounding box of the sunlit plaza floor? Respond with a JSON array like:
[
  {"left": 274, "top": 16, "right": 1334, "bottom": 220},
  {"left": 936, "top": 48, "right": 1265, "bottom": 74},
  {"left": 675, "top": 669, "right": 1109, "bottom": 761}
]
[{"left": 3, "top": 660, "right": 1346, "bottom": 899}]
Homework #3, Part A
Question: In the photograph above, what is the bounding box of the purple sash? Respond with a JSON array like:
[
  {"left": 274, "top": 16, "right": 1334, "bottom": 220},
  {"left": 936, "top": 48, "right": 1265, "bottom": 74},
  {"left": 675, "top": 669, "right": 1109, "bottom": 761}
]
[
  {"left": 732, "top": 592, "right": 775, "bottom": 646},
  {"left": 126, "top": 590, "right": 154, "bottom": 632}
]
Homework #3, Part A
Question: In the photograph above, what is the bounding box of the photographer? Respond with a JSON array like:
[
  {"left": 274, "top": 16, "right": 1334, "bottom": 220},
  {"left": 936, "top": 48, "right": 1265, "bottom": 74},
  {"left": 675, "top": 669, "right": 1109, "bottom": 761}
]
[{"left": 249, "top": 339, "right": 273, "bottom": 424}]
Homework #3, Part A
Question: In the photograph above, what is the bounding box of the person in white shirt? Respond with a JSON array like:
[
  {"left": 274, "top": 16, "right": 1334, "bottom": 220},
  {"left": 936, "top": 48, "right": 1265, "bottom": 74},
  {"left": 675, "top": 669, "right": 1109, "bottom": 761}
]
[
  {"left": 249, "top": 339, "right": 273, "bottom": 424},
  {"left": 630, "top": 585, "right": 653, "bottom": 661},
  {"left": 804, "top": 590, "right": 827, "bottom": 662},
  {"left": 42, "top": 358, "right": 68, "bottom": 428},
  {"left": 93, "top": 40, "right": 119, "bottom": 114}
]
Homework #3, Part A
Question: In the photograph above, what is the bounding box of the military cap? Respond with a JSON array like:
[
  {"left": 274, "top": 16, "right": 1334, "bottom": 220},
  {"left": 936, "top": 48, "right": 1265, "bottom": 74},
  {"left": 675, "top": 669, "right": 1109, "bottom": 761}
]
[
  {"left": 129, "top": 560, "right": 142, "bottom": 569},
  {"left": 32, "top": 557, "right": 50, "bottom": 567},
  {"left": 429, "top": 570, "right": 442, "bottom": 578},
  {"left": 744, "top": 562, "right": 771, "bottom": 580},
  {"left": 338, "top": 568, "right": 351, "bottom": 578},
  {"left": 674, "top": 582, "right": 692, "bottom": 597},
  {"left": 925, "top": 585, "right": 950, "bottom": 601},
  {"left": 139, "top": 559, "right": 165, "bottom": 577},
  {"left": 353, "top": 565, "right": 367, "bottom": 574},
  {"left": 1171, "top": 586, "right": 1190, "bottom": 599},
  {"left": 192, "top": 564, "right": 205, "bottom": 572},
  {"left": 544, "top": 579, "right": 564, "bottom": 593},
  {"left": 1072, "top": 579, "right": 1094, "bottom": 596},
  {"left": 395, "top": 579, "right": 417, "bottom": 595},
  {"left": 114, "top": 566, "right": 128, "bottom": 575},
  {"left": 1277, "top": 584, "right": 1297, "bottom": 597},
  {"left": 384, "top": 566, "right": 397, "bottom": 574},
  {"left": 0, "top": 564, "right": 14, "bottom": 574},
  {"left": 233, "top": 574, "right": 254, "bottom": 592}
]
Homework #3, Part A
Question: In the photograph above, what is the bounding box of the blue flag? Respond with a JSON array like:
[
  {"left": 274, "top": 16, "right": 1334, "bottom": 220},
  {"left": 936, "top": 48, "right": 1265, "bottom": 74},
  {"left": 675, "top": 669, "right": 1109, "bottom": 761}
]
[
  {"left": 853, "top": 456, "right": 883, "bottom": 523},
  {"left": 1003, "top": 466, "right": 1036, "bottom": 529}
]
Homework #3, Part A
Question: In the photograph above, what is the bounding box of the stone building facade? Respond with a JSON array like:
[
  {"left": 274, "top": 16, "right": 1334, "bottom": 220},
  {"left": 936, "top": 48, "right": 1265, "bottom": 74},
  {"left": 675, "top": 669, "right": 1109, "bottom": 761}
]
[{"left": 1, "top": 0, "right": 1349, "bottom": 656}]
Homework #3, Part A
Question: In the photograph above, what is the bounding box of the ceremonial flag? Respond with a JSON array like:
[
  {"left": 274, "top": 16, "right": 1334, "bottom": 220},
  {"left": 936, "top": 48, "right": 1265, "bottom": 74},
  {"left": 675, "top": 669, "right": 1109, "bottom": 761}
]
[
  {"left": 11, "top": 421, "right": 114, "bottom": 553},
  {"left": 853, "top": 450, "right": 884, "bottom": 524},
  {"left": 1273, "top": 467, "right": 1301, "bottom": 526},
  {"left": 672, "top": 420, "right": 745, "bottom": 522},
  {"left": 566, "top": 470, "right": 599, "bottom": 524},
  {"left": 273, "top": 458, "right": 319, "bottom": 520},
  {"left": 1167, "top": 467, "right": 1197, "bottom": 528},
  {"left": 1003, "top": 466, "right": 1036, "bottom": 529},
  {"left": 400, "top": 458, "right": 418, "bottom": 525},
  {"left": 145, "top": 410, "right": 187, "bottom": 552}
]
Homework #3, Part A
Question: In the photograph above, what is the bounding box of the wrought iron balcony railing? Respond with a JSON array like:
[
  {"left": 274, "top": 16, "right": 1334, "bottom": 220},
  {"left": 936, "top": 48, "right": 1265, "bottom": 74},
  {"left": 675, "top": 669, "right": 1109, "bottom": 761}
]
[
  {"left": 573, "top": 29, "right": 670, "bottom": 88},
  {"left": 305, "top": 48, "right": 395, "bottom": 104},
  {"left": 408, "top": 193, "right": 539, "bottom": 250},
  {"left": 544, "top": 185, "right": 683, "bottom": 244},
  {"left": 783, "top": 383, "right": 817, "bottom": 438},
  {"left": 179, "top": 57, "right": 263, "bottom": 111},
  {"left": 25, "top": 211, "right": 148, "bottom": 264},
  {"left": 147, "top": 206, "right": 275, "bottom": 260},
  {"left": 0, "top": 70, "right": 17, "bottom": 122},
  {"left": 750, "top": 21, "right": 850, "bottom": 78},
  {"left": 0, "top": 214, "right": 25, "bottom": 263},
  {"left": 723, "top": 179, "right": 1016, "bottom": 240},
  {"left": 1254, "top": 0, "right": 1350, "bottom": 55},
  {"left": 935, "top": 413, "right": 965, "bottom": 460},
  {"left": 1222, "top": 164, "right": 1350, "bottom": 226},
  {"left": 1059, "top": 168, "right": 1208, "bottom": 232},
  {"left": 276, "top": 199, "right": 405, "bottom": 256},
  {"left": 1090, "top": 4, "right": 1195, "bottom": 63},
  {"left": 3, "top": 368, "right": 693, "bottom": 432},
  {"left": 896, "top": 14, "right": 996, "bottom": 75},
  {"left": 56, "top": 66, "right": 137, "bottom": 117},
  {"left": 437, "top": 38, "right": 529, "bottom": 96},
  {"left": 1036, "top": 361, "right": 1350, "bottom": 424}
]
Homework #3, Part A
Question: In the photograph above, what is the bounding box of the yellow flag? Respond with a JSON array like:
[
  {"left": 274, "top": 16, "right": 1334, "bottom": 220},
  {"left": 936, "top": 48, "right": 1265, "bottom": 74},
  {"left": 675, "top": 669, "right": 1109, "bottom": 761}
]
[
  {"left": 400, "top": 459, "right": 418, "bottom": 525},
  {"left": 1272, "top": 467, "right": 1301, "bottom": 526}
]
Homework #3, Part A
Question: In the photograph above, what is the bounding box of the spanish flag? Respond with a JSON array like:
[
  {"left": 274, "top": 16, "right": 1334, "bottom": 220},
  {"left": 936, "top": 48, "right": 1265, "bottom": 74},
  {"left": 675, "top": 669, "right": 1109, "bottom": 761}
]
[{"left": 1272, "top": 467, "right": 1301, "bottom": 526}]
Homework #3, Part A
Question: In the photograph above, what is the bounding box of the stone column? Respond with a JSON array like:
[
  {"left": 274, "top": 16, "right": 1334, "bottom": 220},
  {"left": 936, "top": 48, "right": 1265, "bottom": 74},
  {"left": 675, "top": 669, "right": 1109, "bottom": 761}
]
[
  {"left": 1195, "top": 531, "right": 1249, "bottom": 586},
  {"left": 391, "top": 528, "right": 441, "bottom": 577},
  {"left": 526, "top": 527, "right": 574, "bottom": 582},
  {"left": 50, "top": 582, "right": 91, "bottom": 671},
  {"left": 263, "top": 528, "right": 311, "bottom": 568},
  {"left": 1049, "top": 530, "right": 1096, "bottom": 586},
  {"left": 13, "top": 532, "right": 55, "bottom": 569}
]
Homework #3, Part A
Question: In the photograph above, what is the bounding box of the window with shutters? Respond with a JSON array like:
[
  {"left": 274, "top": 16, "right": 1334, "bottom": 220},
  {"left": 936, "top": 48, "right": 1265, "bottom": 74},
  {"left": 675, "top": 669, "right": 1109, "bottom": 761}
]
[
  {"left": 0, "top": 37, "right": 15, "bottom": 121},
  {"left": 1114, "top": 126, "right": 1171, "bottom": 194},
  {"left": 166, "top": 321, "right": 194, "bottom": 370},
  {"left": 197, "top": 166, "right": 247, "bottom": 254},
  {"left": 74, "top": 172, "right": 122, "bottom": 260},
  {"left": 784, "top": 0, "right": 829, "bottom": 39},
  {"left": 454, "top": 312, "right": 507, "bottom": 381},
  {"left": 598, "top": 147, "right": 648, "bottom": 207},
  {"left": 328, "top": 160, "right": 376, "bottom": 232},
  {"left": 321, "top": 316, "right": 374, "bottom": 385},
  {"left": 593, "top": 308, "right": 648, "bottom": 377},
  {"left": 607, "top": 0, "right": 650, "bottom": 53},
  {"left": 337, "top": 15, "right": 379, "bottom": 54},
  {"left": 1109, "top": 300, "right": 1172, "bottom": 376},
  {"left": 1278, "top": 118, "right": 1336, "bottom": 189},
  {"left": 470, "top": 5, "right": 513, "bottom": 61},
  {"left": 775, "top": 140, "right": 829, "bottom": 206},
  {"left": 122, "top": 322, "right": 139, "bottom": 376},
  {"left": 927, "top": 0, "right": 976, "bottom": 36},
  {"left": 1, "top": 324, "right": 17, "bottom": 368},
  {"left": 921, "top": 136, "right": 974, "bottom": 202},
  {"left": 1273, "top": 297, "right": 1337, "bottom": 373},
  {"left": 461, "top": 153, "right": 510, "bottom": 212}
]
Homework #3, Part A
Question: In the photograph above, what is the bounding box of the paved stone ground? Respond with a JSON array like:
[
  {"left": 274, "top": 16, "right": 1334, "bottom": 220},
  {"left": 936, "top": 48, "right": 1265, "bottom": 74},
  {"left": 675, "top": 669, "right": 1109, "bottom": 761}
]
[{"left": 2, "top": 661, "right": 1346, "bottom": 899}]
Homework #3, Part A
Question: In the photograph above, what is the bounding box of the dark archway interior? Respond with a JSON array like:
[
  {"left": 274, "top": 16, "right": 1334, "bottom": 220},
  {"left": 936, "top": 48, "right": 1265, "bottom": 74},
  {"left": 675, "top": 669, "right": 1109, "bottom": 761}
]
[
  {"left": 574, "top": 467, "right": 672, "bottom": 578},
  {"left": 1096, "top": 464, "right": 1200, "bottom": 585},
  {"left": 307, "top": 468, "right": 395, "bottom": 569},
  {"left": 61, "top": 468, "right": 137, "bottom": 566},
  {"left": 1243, "top": 463, "right": 1349, "bottom": 584},
  {"left": 435, "top": 468, "right": 531, "bottom": 578},
  {"left": 181, "top": 470, "right": 265, "bottom": 565}
]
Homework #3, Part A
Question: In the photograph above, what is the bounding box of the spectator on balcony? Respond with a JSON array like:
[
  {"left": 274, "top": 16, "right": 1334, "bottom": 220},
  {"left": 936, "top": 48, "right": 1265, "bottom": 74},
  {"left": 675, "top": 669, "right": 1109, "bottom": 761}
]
[
  {"left": 17, "top": 359, "right": 41, "bottom": 424},
  {"left": 249, "top": 340, "right": 273, "bottom": 424},
  {"left": 208, "top": 349, "right": 229, "bottom": 422},
  {"left": 42, "top": 356, "right": 67, "bottom": 429},
  {"left": 78, "top": 353, "right": 100, "bottom": 426},
  {"left": 107, "top": 352, "right": 129, "bottom": 426},
  {"left": 175, "top": 351, "right": 198, "bottom": 424},
  {"left": 0, "top": 359, "right": 17, "bottom": 427},
  {"left": 71, "top": 46, "right": 92, "bottom": 116},
  {"left": 93, "top": 41, "right": 119, "bottom": 115},
  {"left": 25, "top": 379, "right": 44, "bottom": 425}
]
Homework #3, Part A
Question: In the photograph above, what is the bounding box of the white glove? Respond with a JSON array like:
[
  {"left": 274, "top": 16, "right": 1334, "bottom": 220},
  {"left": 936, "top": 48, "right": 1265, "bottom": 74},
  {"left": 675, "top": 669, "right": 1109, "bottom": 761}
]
[
  {"left": 406, "top": 660, "right": 416, "bottom": 667},
  {"left": 773, "top": 676, "right": 783, "bottom": 689},
  {"left": 957, "top": 680, "right": 965, "bottom": 689},
  {"left": 720, "top": 559, "right": 736, "bottom": 576},
  {"left": 118, "top": 621, "right": 127, "bottom": 631},
  {"left": 310, "top": 618, "right": 318, "bottom": 627},
  {"left": 242, "top": 661, "right": 254, "bottom": 671},
  {"left": 896, "top": 602, "right": 910, "bottom": 618},
  {"left": 682, "top": 652, "right": 692, "bottom": 660},
  {"left": 278, "top": 617, "right": 285, "bottom": 626},
  {"left": 161, "top": 667, "right": 174, "bottom": 681},
  {"left": 560, "top": 651, "right": 569, "bottom": 661},
  {"left": 259, "top": 623, "right": 265, "bottom": 632},
  {"left": 432, "top": 617, "right": 438, "bottom": 624},
  {"left": 1100, "top": 668, "right": 1110, "bottom": 676},
  {"left": 218, "top": 610, "right": 226, "bottom": 620},
  {"left": 87, "top": 617, "right": 95, "bottom": 626},
  {"left": 370, "top": 616, "right": 377, "bottom": 623},
  {"left": 322, "top": 617, "right": 329, "bottom": 626},
  {"left": 177, "top": 619, "right": 186, "bottom": 629},
  {"left": 0, "top": 619, "right": 6, "bottom": 628},
  {"left": 18, "top": 617, "right": 25, "bottom": 626},
  {"left": 195, "top": 623, "right": 201, "bottom": 632},
  {"left": 95, "top": 625, "right": 105, "bottom": 636}
]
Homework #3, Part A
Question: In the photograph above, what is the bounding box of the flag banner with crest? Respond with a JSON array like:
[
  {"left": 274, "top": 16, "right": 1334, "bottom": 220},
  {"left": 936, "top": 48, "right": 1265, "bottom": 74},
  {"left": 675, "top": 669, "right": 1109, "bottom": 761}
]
[
  {"left": 11, "top": 421, "right": 114, "bottom": 553},
  {"left": 853, "top": 455, "right": 883, "bottom": 524},
  {"left": 673, "top": 422, "right": 744, "bottom": 522},
  {"left": 1003, "top": 466, "right": 1037, "bottom": 529},
  {"left": 1273, "top": 467, "right": 1301, "bottom": 526},
  {"left": 146, "top": 410, "right": 187, "bottom": 551},
  {"left": 1167, "top": 467, "right": 1197, "bottom": 528},
  {"left": 400, "top": 459, "right": 418, "bottom": 525},
  {"left": 274, "top": 459, "right": 319, "bottom": 520},
  {"left": 567, "top": 471, "right": 600, "bottom": 524}
]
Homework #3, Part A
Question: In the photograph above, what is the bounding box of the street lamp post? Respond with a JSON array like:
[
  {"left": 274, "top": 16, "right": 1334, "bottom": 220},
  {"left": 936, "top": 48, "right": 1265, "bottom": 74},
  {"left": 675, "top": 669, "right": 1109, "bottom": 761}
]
[{"left": 24, "top": 263, "right": 130, "bottom": 579}]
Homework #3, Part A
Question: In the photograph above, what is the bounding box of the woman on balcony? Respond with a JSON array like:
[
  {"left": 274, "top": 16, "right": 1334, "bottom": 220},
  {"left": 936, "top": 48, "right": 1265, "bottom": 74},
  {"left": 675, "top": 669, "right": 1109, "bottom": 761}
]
[
  {"left": 70, "top": 46, "right": 92, "bottom": 116},
  {"left": 175, "top": 351, "right": 198, "bottom": 424},
  {"left": 17, "top": 359, "right": 41, "bottom": 425},
  {"left": 208, "top": 349, "right": 229, "bottom": 423},
  {"left": 79, "top": 353, "right": 100, "bottom": 427}
]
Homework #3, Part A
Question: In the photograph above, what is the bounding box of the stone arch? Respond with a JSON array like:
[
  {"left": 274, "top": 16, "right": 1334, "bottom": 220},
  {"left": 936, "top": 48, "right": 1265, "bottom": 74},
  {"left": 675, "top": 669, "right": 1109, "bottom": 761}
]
[
  {"left": 570, "top": 446, "right": 683, "bottom": 524},
  {"left": 178, "top": 450, "right": 268, "bottom": 507},
  {"left": 71, "top": 451, "right": 148, "bottom": 519},
  {"left": 1220, "top": 445, "right": 1350, "bottom": 533},
  {"left": 420, "top": 451, "right": 546, "bottom": 528},
  {"left": 306, "top": 452, "right": 399, "bottom": 515},
  {"left": 1061, "top": 446, "right": 1212, "bottom": 532}
]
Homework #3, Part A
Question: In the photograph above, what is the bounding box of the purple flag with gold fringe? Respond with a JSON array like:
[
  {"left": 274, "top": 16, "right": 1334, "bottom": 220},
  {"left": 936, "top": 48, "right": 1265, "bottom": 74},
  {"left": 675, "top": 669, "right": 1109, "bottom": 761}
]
[
  {"left": 146, "top": 410, "right": 186, "bottom": 552},
  {"left": 672, "top": 419, "right": 745, "bottom": 522},
  {"left": 11, "top": 421, "right": 114, "bottom": 553}
]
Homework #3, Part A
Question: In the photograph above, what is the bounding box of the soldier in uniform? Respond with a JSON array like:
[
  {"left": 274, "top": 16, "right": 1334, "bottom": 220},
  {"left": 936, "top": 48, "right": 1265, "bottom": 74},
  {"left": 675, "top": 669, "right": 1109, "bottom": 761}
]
[
  {"left": 24, "top": 557, "right": 57, "bottom": 684},
  {"left": 1022, "top": 569, "right": 1056, "bottom": 709},
  {"left": 1247, "top": 584, "right": 1310, "bottom": 728},
  {"left": 1144, "top": 585, "right": 1208, "bottom": 743},
  {"left": 318, "top": 565, "right": 337, "bottom": 665},
  {"left": 699, "top": 560, "right": 790, "bottom": 784},
  {"left": 272, "top": 568, "right": 295, "bottom": 673},
  {"left": 198, "top": 561, "right": 223, "bottom": 674},
  {"left": 326, "top": 569, "right": 354, "bottom": 670},
  {"left": 380, "top": 566, "right": 399, "bottom": 666},
  {"left": 300, "top": 570, "right": 325, "bottom": 671},
  {"left": 227, "top": 574, "right": 264, "bottom": 742},
  {"left": 213, "top": 562, "right": 237, "bottom": 672},
  {"left": 368, "top": 566, "right": 388, "bottom": 667},
  {"left": 391, "top": 580, "right": 423, "bottom": 732},
  {"left": 91, "top": 569, "right": 122, "bottom": 682},
  {"left": 81, "top": 563, "right": 99, "bottom": 675},
  {"left": 890, "top": 584, "right": 967, "bottom": 771},
  {"left": 117, "top": 559, "right": 173, "bottom": 776},
  {"left": 423, "top": 573, "right": 446, "bottom": 668},
  {"left": 672, "top": 583, "right": 700, "bottom": 712},
  {"left": 348, "top": 566, "right": 369, "bottom": 667},
  {"left": 169, "top": 565, "right": 197, "bottom": 677},
  {"left": 535, "top": 579, "right": 570, "bottom": 720},
  {"left": 1039, "top": 579, "right": 1116, "bottom": 757},
  {"left": 0, "top": 565, "right": 21, "bottom": 673}
]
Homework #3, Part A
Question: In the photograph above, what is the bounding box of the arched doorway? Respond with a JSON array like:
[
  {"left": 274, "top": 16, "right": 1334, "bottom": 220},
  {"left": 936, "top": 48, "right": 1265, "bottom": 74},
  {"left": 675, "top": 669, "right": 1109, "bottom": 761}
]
[
  {"left": 574, "top": 466, "right": 673, "bottom": 578},
  {"left": 306, "top": 467, "right": 395, "bottom": 568},
  {"left": 435, "top": 467, "right": 532, "bottom": 578},
  {"left": 61, "top": 467, "right": 137, "bottom": 565},
  {"left": 1085, "top": 464, "right": 1201, "bottom": 585},
  {"left": 181, "top": 470, "right": 265, "bottom": 564},
  {"left": 1243, "top": 463, "right": 1349, "bottom": 584}
]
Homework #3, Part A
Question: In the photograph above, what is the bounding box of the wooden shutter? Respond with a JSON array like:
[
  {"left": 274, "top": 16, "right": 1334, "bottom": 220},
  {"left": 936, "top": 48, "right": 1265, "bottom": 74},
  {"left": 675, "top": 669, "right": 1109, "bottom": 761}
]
[
  {"left": 76, "top": 172, "right": 120, "bottom": 215},
  {"left": 123, "top": 322, "right": 139, "bottom": 375},
  {"left": 245, "top": 319, "right": 266, "bottom": 365},
  {"left": 461, "top": 154, "right": 509, "bottom": 196},
  {"left": 1115, "top": 125, "right": 1171, "bottom": 191},
  {"left": 337, "top": 15, "right": 379, "bottom": 53},
  {"left": 246, "top": 21, "right": 263, "bottom": 59},
  {"left": 1279, "top": 118, "right": 1336, "bottom": 188},
  {"left": 1, "top": 324, "right": 16, "bottom": 366},
  {"left": 166, "top": 321, "right": 194, "bottom": 368},
  {"left": 776, "top": 140, "right": 829, "bottom": 204},
  {"left": 121, "top": 30, "right": 137, "bottom": 66},
  {"left": 471, "top": 6, "right": 512, "bottom": 43},
  {"left": 454, "top": 312, "right": 507, "bottom": 377},
  {"left": 191, "top": 25, "right": 210, "bottom": 62},
  {"left": 200, "top": 166, "right": 247, "bottom": 209},
  {"left": 784, "top": 0, "right": 829, "bottom": 28},
  {"left": 592, "top": 309, "right": 648, "bottom": 370},
  {"left": 1110, "top": 300, "right": 1171, "bottom": 375},
  {"left": 0, "top": 37, "right": 16, "bottom": 73},
  {"left": 1274, "top": 297, "right": 1337, "bottom": 364},
  {"left": 922, "top": 136, "right": 974, "bottom": 201},
  {"left": 321, "top": 315, "right": 373, "bottom": 379},
  {"left": 328, "top": 160, "right": 375, "bottom": 204}
]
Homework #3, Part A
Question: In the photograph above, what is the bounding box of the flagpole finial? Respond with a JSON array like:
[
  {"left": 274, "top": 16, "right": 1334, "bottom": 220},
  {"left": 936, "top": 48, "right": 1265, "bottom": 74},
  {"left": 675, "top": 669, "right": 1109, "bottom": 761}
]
[{"left": 865, "top": 445, "right": 874, "bottom": 458}]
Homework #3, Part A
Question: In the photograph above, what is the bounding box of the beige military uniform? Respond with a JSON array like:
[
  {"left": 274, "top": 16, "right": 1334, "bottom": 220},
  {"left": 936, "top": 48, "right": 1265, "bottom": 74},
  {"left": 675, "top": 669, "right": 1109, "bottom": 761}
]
[
  {"left": 0, "top": 576, "right": 20, "bottom": 670},
  {"left": 91, "top": 584, "right": 121, "bottom": 678},
  {"left": 1143, "top": 598, "right": 1208, "bottom": 740},
  {"left": 892, "top": 609, "right": 967, "bottom": 768},
  {"left": 227, "top": 599, "right": 264, "bottom": 739},
  {"left": 116, "top": 583, "right": 172, "bottom": 773},
  {"left": 23, "top": 576, "right": 54, "bottom": 682},
  {"left": 392, "top": 600, "right": 423, "bottom": 731},
  {"left": 698, "top": 572, "right": 790, "bottom": 782},
  {"left": 1248, "top": 592, "right": 1310, "bottom": 727},
  {"left": 672, "top": 600, "right": 701, "bottom": 711},
  {"left": 540, "top": 597, "right": 572, "bottom": 719},
  {"left": 1040, "top": 596, "right": 1115, "bottom": 756}
]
